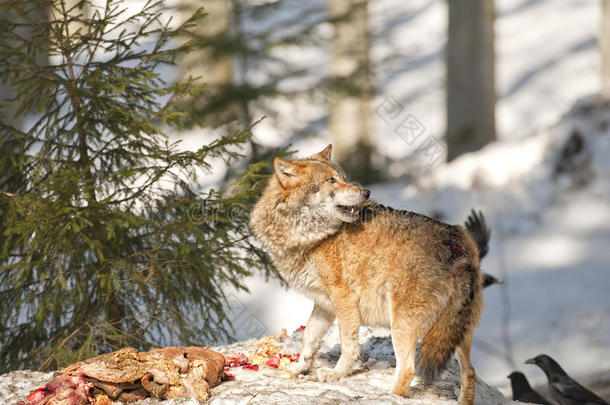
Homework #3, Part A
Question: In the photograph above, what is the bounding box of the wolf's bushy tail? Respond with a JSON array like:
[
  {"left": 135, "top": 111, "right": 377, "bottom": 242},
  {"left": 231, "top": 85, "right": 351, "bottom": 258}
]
[
  {"left": 415, "top": 230, "right": 483, "bottom": 384},
  {"left": 464, "top": 209, "right": 490, "bottom": 260}
]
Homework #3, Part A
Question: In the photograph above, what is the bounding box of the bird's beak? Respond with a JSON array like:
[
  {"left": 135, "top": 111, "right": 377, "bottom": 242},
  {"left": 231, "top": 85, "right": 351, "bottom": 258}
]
[{"left": 525, "top": 358, "right": 536, "bottom": 365}]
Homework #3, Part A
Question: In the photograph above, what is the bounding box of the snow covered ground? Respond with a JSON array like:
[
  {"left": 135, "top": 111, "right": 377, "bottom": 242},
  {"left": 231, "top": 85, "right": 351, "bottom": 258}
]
[{"left": 0, "top": 329, "right": 523, "bottom": 405}]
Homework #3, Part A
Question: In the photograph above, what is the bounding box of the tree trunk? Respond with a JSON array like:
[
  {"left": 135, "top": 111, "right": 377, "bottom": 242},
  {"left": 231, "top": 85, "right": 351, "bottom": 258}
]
[
  {"left": 0, "top": 3, "right": 50, "bottom": 192},
  {"left": 602, "top": 0, "right": 610, "bottom": 95},
  {"left": 0, "top": 23, "right": 23, "bottom": 191},
  {"left": 446, "top": 0, "right": 496, "bottom": 161},
  {"left": 180, "top": 0, "right": 234, "bottom": 127},
  {"left": 328, "top": 0, "right": 378, "bottom": 184},
  {"left": 1, "top": 6, "right": 25, "bottom": 132}
]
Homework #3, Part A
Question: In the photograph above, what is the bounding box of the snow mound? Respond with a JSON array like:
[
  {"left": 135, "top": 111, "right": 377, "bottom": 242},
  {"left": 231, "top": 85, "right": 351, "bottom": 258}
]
[
  {"left": 1, "top": 328, "right": 526, "bottom": 405},
  {"left": 208, "top": 328, "right": 522, "bottom": 404},
  {"left": 419, "top": 94, "right": 610, "bottom": 194}
]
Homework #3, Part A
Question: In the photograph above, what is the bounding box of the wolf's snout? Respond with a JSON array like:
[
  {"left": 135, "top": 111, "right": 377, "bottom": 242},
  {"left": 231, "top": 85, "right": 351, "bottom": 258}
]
[{"left": 363, "top": 189, "right": 370, "bottom": 199}]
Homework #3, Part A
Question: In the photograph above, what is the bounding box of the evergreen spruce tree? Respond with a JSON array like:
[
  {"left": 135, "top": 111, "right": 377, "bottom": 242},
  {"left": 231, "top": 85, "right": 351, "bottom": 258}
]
[{"left": 0, "top": 0, "right": 280, "bottom": 372}]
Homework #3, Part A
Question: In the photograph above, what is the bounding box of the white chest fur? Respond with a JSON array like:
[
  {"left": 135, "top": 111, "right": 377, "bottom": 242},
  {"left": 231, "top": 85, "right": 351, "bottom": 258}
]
[{"left": 271, "top": 251, "right": 333, "bottom": 310}]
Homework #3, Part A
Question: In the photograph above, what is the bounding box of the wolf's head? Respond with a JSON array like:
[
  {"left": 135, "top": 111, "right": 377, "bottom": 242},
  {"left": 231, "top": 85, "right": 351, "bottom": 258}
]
[
  {"left": 273, "top": 144, "right": 370, "bottom": 224},
  {"left": 251, "top": 145, "right": 370, "bottom": 249}
]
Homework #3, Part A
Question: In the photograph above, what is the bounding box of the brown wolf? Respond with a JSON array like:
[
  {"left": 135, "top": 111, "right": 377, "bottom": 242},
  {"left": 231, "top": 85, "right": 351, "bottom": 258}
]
[{"left": 250, "top": 145, "right": 486, "bottom": 405}]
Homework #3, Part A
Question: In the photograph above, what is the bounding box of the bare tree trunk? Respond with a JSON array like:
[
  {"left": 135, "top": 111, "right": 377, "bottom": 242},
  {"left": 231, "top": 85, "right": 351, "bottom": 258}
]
[
  {"left": 1, "top": 6, "right": 24, "bottom": 132},
  {"left": 328, "top": 0, "right": 378, "bottom": 183},
  {"left": 1, "top": 1, "right": 54, "bottom": 133},
  {"left": 602, "top": 0, "right": 610, "bottom": 95},
  {"left": 1, "top": 3, "right": 49, "bottom": 192},
  {"left": 180, "top": 0, "right": 234, "bottom": 127},
  {"left": 446, "top": 0, "right": 496, "bottom": 161}
]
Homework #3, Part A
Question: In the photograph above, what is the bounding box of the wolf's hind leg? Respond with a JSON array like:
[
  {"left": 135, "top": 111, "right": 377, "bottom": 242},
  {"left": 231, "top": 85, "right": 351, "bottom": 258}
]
[
  {"left": 455, "top": 330, "right": 476, "bottom": 405},
  {"left": 289, "top": 302, "right": 335, "bottom": 375},
  {"left": 390, "top": 315, "right": 420, "bottom": 397}
]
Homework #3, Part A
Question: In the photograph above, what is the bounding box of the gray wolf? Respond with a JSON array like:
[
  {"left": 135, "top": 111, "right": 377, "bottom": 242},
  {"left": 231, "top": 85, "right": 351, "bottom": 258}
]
[{"left": 250, "top": 145, "right": 487, "bottom": 405}]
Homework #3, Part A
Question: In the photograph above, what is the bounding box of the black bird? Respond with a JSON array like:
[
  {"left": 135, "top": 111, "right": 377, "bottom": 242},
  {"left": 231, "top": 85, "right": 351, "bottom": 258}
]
[
  {"left": 526, "top": 354, "right": 608, "bottom": 405},
  {"left": 464, "top": 209, "right": 491, "bottom": 259},
  {"left": 464, "top": 209, "right": 502, "bottom": 289},
  {"left": 508, "top": 371, "right": 554, "bottom": 405}
]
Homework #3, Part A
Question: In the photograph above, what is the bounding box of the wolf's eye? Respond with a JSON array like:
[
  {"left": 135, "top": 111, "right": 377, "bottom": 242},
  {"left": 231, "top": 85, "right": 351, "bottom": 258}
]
[{"left": 327, "top": 177, "right": 336, "bottom": 184}]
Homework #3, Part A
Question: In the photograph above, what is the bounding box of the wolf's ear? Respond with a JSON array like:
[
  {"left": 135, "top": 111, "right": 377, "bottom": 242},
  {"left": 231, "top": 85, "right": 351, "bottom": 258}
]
[
  {"left": 274, "top": 157, "right": 300, "bottom": 188},
  {"left": 312, "top": 144, "right": 332, "bottom": 160}
]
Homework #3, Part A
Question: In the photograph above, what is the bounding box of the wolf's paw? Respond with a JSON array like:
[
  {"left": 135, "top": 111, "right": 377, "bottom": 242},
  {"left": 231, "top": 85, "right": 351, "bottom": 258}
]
[
  {"left": 316, "top": 367, "right": 343, "bottom": 382},
  {"left": 390, "top": 384, "right": 408, "bottom": 397},
  {"left": 288, "top": 359, "right": 310, "bottom": 375}
]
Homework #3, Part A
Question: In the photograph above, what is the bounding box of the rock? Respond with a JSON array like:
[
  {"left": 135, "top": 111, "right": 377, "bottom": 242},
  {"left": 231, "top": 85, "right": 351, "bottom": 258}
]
[
  {"left": 0, "top": 370, "right": 55, "bottom": 405},
  {"left": 208, "top": 327, "right": 525, "bottom": 405},
  {"left": 1, "top": 328, "right": 529, "bottom": 404}
]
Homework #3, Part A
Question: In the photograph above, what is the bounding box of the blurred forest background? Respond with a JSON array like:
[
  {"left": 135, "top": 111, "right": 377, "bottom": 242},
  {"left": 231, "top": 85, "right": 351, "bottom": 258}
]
[{"left": 1, "top": 0, "right": 609, "bottom": 398}]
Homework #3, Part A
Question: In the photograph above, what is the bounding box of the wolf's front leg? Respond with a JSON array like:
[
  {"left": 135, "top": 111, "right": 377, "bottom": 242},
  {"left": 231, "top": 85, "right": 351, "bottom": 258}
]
[
  {"left": 316, "top": 297, "right": 361, "bottom": 382},
  {"left": 289, "top": 302, "right": 335, "bottom": 375}
]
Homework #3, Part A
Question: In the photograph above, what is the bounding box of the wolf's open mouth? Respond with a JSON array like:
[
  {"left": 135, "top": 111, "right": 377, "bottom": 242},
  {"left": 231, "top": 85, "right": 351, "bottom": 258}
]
[{"left": 336, "top": 205, "right": 358, "bottom": 218}]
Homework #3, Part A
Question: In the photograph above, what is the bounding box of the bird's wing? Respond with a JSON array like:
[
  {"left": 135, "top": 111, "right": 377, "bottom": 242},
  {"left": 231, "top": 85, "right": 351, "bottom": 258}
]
[
  {"left": 552, "top": 377, "right": 608, "bottom": 404},
  {"left": 464, "top": 209, "right": 491, "bottom": 259}
]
